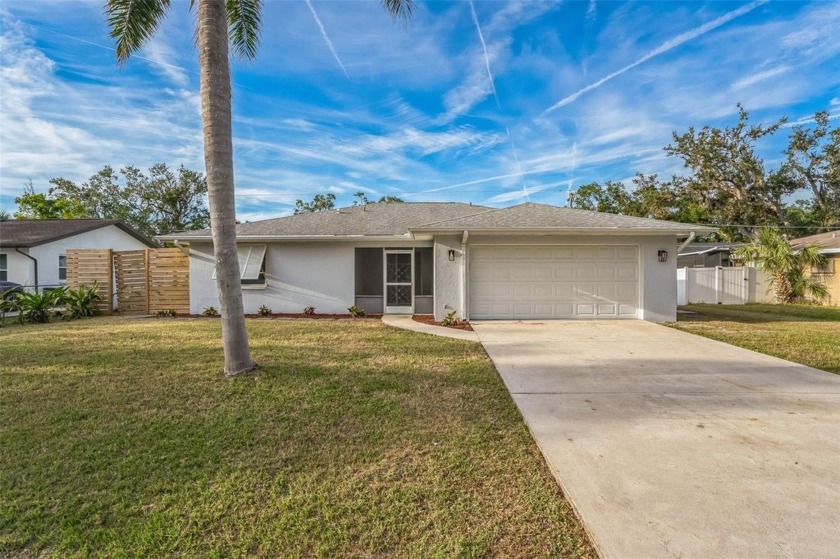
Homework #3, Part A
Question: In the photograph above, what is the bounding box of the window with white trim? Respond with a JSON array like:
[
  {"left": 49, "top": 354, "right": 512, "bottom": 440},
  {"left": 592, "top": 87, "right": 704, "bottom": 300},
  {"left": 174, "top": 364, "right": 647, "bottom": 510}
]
[
  {"left": 213, "top": 245, "right": 267, "bottom": 285},
  {"left": 59, "top": 255, "right": 67, "bottom": 281},
  {"left": 0, "top": 254, "right": 7, "bottom": 282}
]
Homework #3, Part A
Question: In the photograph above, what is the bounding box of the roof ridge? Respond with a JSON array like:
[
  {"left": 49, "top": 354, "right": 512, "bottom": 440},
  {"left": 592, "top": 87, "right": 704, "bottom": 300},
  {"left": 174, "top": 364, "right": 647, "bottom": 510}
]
[{"left": 412, "top": 205, "right": 509, "bottom": 228}]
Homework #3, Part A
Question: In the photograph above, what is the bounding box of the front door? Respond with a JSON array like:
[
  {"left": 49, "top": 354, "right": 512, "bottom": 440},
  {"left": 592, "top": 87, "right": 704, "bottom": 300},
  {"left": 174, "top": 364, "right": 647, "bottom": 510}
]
[{"left": 384, "top": 250, "right": 413, "bottom": 313}]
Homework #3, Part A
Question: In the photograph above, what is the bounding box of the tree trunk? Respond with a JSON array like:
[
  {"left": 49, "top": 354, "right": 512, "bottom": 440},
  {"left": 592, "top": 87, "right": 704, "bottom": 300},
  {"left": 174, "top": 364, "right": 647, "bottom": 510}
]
[{"left": 197, "top": 0, "right": 256, "bottom": 375}]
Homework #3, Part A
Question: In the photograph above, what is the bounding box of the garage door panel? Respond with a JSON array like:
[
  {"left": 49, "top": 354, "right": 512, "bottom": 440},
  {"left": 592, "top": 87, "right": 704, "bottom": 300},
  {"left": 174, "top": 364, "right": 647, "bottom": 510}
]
[
  {"left": 576, "top": 303, "right": 596, "bottom": 316},
  {"left": 617, "top": 247, "right": 637, "bottom": 260},
  {"left": 597, "top": 303, "right": 617, "bottom": 316},
  {"left": 469, "top": 245, "right": 639, "bottom": 320}
]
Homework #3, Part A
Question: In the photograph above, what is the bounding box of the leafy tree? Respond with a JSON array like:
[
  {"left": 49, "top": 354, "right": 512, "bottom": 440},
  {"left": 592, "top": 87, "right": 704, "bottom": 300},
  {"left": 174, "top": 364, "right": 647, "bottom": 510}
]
[
  {"left": 49, "top": 164, "right": 210, "bottom": 236},
  {"left": 784, "top": 111, "right": 840, "bottom": 230},
  {"left": 352, "top": 191, "right": 369, "bottom": 205},
  {"left": 14, "top": 183, "right": 90, "bottom": 220},
  {"left": 352, "top": 192, "right": 404, "bottom": 206},
  {"left": 105, "top": 0, "right": 412, "bottom": 375},
  {"left": 294, "top": 193, "right": 336, "bottom": 214},
  {"left": 569, "top": 181, "right": 634, "bottom": 214},
  {"left": 734, "top": 227, "right": 828, "bottom": 303},
  {"left": 666, "top": 104, "right": 791, "bottom": 239},
  {"left": 0, "top": 210, "right": 11, "bottom": 221}
]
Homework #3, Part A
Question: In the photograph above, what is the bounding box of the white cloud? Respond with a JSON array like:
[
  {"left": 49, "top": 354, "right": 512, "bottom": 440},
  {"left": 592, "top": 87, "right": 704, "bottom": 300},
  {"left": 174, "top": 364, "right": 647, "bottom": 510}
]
[
  {"left": 544, "top": 0, "right": 770, "bottom": 113},
  {"left": 731, "top": 66, "right": 790, "bottom": 91}
]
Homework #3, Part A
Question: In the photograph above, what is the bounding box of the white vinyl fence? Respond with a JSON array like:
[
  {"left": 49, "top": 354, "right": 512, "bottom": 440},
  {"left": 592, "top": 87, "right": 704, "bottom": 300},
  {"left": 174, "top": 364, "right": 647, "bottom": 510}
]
[{"left": 677, "top": 266, "right": 773, "bottom": 305}]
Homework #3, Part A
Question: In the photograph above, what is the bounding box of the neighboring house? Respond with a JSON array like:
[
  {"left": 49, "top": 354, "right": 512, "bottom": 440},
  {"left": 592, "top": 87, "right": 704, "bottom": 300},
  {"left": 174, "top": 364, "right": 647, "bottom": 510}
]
[
  {"left": 677, "top": 242, "right": 744, "bottom": 268},
  {"left": 0, "top": 219, "right": 157, "bottom": 290},
  {"left": 791, "top": 231, "right": 840, "bottom": 306},
  {"left": 160, "top": 202, "right": 714, "bottom": 323}
]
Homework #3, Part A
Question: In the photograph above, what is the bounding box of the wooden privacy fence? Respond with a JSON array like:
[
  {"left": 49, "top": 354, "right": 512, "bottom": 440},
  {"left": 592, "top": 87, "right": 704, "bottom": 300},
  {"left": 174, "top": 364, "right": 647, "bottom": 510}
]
[
  {"left": 67, "top": 248, "right": 190, "bottom": 315},
  {"left": 66, "top": 249, "right": 114, "bottom": 314}
]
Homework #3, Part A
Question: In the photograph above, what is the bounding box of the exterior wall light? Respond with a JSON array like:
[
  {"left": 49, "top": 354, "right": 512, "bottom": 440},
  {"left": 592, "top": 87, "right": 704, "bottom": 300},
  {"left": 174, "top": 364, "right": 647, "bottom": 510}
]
[
  {"left": 658, "top": 250, "right": 668, "bottom": 263},
  {"left": 448, "top": 249, "right": 456, "bottom": 261}
]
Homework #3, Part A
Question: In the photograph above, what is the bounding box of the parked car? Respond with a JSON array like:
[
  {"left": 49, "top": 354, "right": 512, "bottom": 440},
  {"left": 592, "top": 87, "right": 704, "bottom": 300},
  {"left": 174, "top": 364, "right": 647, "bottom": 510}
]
[{"left": 0, "top": 281, "right": 24, "bottom": 299}]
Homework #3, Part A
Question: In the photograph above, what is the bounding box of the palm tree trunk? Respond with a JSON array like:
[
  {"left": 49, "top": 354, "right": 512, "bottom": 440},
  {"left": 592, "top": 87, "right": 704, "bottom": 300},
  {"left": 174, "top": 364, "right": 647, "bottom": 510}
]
[{"left": 197, "top": 0, "right": 256, "bottom": 375}]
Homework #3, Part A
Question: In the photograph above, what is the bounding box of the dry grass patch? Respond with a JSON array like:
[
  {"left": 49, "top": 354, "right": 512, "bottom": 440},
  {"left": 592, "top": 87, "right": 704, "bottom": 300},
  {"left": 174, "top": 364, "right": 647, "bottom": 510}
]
[{"left": 0, "top": 317, "right": 594, "bottom": 558}]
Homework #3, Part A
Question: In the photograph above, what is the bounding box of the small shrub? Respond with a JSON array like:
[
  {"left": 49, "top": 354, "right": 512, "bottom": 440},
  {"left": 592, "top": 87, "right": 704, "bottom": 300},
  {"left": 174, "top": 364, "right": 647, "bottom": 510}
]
[
  {"left": 16, "top": 288, "right": 65, "bottom": 324},
  {"left": 347, "top": 305, "right": 365, "bottom": 318},
  {"left": 157, "top": 309, "right": 177, "bottom": 317},
  {"left": 303, "top": 306, "right": 316, "bottom": 316},
  {"left": 202, "top": 306, "right": 219, "bottom": 316},
  {"left": 258, "top": 304, "right": 272, "bottom": 317},
  {"left": 441, "top": 311, "right": 460, "bottom": 327},
  {"left": 0, "top": 290, "right": 22, "bottom": 326},
  {"left": 64, "top": 283, "right": 101, "bottom": 319}
]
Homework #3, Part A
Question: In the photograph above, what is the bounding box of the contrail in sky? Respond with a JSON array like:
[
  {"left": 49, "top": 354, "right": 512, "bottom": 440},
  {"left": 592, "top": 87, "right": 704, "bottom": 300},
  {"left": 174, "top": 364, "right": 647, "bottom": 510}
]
[
  {"left": 305, "top": 0, "right": 349, "bottom": 80},
  {"left": 543, "top": 0, "right": 769, "bottom": 113},
  {"left": 469, "top": 0, "right": 500, "bottom": 109}
]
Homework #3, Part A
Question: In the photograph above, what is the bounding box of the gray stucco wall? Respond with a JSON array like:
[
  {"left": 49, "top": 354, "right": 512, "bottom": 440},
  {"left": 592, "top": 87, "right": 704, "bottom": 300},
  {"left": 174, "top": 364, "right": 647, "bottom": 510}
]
[
  {"left": 189, "top": 240, "right": 432, "bottom": 315},
  {"left": 433, "top": 235, "right": 462, "bottom": 321}
]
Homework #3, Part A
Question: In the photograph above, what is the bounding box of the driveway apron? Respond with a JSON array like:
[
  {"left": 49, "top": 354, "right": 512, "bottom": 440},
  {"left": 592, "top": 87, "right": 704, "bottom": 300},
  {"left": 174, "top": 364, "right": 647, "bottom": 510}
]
[{"left": 472, "top": 320, "right": 840, "bottom": 559}]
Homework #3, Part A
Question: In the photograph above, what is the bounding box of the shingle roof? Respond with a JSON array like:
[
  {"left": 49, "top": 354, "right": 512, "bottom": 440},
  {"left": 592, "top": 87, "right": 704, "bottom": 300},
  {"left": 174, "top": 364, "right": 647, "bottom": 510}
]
[
  {"left": 791, "top": 230, "right": 840, "bottom": 250},
  {"left": 409, "top": 203, "right": 717, "bottom": 234},
  {"left": 0, "top": 219, "right": 157, "bottom": 247},
  {"left": 161, "top": 202, "right": 492, "bottom": 239},
  {"left": 159, "top": 201, "right": 716, "bottom": 241}
]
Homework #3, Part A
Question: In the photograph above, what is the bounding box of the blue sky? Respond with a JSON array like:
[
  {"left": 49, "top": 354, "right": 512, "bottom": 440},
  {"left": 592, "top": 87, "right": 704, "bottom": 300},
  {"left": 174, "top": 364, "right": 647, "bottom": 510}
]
[{"left": 1, "top": 0, "right": 838, "bottom": 221}]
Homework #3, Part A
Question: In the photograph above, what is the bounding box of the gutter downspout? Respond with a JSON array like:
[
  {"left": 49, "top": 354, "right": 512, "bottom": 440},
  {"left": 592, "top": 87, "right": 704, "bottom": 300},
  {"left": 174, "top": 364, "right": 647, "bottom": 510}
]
[
  {"left": 15, "top": 248, "right": 38, "bottom": 291},
  {"left": 461, "top": 230, "right": 469, "bottom": 319},
  {"left": 677, "top": 231, "right": 695, "bottom": 254},
  {"left": 173, "top": 240, "right": 191, "bottom": 257}
]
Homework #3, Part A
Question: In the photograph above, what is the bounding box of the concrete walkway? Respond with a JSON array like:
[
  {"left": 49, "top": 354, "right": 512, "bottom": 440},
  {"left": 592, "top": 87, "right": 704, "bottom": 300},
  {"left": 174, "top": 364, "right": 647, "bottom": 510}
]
[
  {"left": 472, "top": 320, "right": 840, "bottom": 559},
  {"left": 381, "top": 314, "right": 480, "bottom": 342}
]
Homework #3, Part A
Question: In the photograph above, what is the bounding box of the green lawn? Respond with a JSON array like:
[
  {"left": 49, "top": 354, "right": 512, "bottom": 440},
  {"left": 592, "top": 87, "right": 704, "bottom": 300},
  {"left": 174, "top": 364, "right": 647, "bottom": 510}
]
[
  {"left": 671, "top": 304, "right": 840, "bottom": 374},
  {"left": 0, "top": 317, "right": 593, "bottom": 558}
]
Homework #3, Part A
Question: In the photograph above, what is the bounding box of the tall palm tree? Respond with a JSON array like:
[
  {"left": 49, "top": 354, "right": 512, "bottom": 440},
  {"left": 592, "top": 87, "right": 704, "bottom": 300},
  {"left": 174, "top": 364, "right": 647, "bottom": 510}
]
[
  {"left": 105, "top": 0, "right": 413, "bottom": 375},
  {"left": 734, "top": 227, "right": 829, "bottom": 303}
]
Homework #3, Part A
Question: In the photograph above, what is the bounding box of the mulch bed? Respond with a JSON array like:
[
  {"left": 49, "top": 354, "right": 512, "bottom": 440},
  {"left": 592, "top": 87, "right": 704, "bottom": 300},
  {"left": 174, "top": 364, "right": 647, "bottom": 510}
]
[{"left": 412, "top": 314, "right": 474, "bottom": 331}]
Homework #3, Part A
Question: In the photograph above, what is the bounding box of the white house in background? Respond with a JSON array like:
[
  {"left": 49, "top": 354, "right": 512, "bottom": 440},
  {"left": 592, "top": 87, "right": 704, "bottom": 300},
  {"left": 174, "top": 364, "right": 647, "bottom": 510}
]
[
  {"left": 160, "top": 202, "right": 715, "bottom": 323},
  {"left": 0, "top": 219, "right": 157, "bottom": 290}
]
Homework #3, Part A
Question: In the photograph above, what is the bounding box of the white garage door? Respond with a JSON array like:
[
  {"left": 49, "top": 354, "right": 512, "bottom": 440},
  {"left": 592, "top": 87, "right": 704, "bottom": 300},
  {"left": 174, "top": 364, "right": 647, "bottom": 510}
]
[{"left": 469, "top": 245, "right": 639, "bottom": 319}]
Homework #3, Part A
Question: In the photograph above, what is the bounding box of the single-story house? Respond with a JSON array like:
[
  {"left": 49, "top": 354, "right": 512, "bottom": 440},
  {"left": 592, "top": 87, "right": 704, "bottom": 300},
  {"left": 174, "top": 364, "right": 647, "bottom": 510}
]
[
  {"left": 677, "top": 242, "right": 744, "bottom": 268},
  {"left": 159, "top": 202, "right": 715, "bottom": 323},
  {"left": 0, "top": 219, "right": 157, "bottom": 290},
  {"left": 791, "top": 230, "right": 840, "bottom": 305}
]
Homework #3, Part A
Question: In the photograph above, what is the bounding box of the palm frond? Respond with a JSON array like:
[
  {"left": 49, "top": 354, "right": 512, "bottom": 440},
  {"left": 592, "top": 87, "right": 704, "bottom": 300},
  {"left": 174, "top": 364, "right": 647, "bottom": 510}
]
[
  {"left": 226, "top": 0, "right": 262, "bottom": 60},
  {"left": 381, "top": 0, "right": 414, "bottom": 22},
  {"left": 105, "top": 0, "right": 172, "bottom": 63}
]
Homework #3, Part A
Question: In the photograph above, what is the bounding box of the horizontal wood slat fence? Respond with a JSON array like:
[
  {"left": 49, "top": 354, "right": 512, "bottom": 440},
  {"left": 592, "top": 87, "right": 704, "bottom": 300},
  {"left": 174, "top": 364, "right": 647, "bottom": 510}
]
[
  {"left": 67, "top": 248, "right": 189, "bottom": 315},
  {"left": 66, "top": 249, "right": 113, "bottom": 314}
]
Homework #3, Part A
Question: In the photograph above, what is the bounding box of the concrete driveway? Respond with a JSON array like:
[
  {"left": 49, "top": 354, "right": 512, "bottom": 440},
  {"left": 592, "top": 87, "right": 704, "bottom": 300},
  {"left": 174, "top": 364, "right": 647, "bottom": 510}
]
[{"left": 472, "top": 320, "right": 840, "bottom": 559}]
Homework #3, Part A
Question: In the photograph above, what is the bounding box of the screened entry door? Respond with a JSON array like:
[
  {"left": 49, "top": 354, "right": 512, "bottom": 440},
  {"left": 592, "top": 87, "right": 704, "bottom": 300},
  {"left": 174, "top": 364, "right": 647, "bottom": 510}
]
[{"left": 384, "top": 250, "right": 413, "bottom": 313}]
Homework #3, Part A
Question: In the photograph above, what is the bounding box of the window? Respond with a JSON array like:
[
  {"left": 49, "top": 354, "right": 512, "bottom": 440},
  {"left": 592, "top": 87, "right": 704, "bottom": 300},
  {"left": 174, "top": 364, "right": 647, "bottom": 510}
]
[
  {"left": 355, "top": 248, "right": 384, "bottom": 296},
  {"left": 212, "top": 244, "right": 267, "bottom": 285},
  {"left": 59, "top": 255, "right": 67, "bottom": 281},
  {"left": 239, "top": 245, "right": 267, "bottom": 285},
  {"left": 0, "top": 254, "right": 6, "bottom": 282},
  {"left": 414, "top": 248, "right": 433, "bottom": 296},
  {"left": 812, "top": 258, "right": 835, "bottom": 275}
]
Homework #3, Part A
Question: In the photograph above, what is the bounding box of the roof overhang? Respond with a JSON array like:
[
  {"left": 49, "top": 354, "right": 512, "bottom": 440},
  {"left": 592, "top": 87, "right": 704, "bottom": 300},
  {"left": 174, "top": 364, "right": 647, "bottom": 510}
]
[
  {"left": 408, "top": 226, "right": 717, "bottom": 238},
  {"left": 156, "top": 233, "right": 417, "bottom": 243}
]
